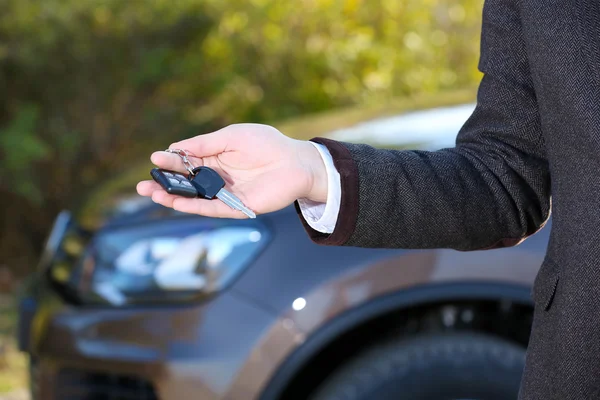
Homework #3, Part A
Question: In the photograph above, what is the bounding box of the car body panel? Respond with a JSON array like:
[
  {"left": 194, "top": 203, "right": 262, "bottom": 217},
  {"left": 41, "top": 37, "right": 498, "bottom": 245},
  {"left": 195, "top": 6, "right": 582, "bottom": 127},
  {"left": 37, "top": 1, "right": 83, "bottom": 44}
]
[
  {"left": 31, "top": 284, "right": 301, "bottom": 400},
  {"left": 233, "top": 209, "right": 550, "bottom": 333},
  {"left": 277, "top": 247, "right": 544, "bottom": 335}
]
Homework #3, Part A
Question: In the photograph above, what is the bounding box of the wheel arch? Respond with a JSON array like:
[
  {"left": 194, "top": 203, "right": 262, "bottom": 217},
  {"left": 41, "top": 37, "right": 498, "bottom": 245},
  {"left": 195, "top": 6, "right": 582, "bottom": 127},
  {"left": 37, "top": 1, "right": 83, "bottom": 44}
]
[{"left": 258, "top": 281, "right": 533, "bottom": 400}]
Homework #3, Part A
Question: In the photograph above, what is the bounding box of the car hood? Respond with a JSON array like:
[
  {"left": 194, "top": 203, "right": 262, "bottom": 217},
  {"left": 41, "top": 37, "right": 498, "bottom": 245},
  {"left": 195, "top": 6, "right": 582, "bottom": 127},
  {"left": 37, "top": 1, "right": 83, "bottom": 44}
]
[{"left": 327, "top": 103, "right": 476, "bottom": 150}]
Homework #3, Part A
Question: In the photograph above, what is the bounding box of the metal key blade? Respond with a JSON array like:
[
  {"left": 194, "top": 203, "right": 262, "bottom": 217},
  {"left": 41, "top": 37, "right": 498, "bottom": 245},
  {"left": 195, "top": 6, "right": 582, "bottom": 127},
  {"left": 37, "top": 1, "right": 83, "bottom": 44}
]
[{"left": 216, "top": 189, "right": 256, "bottom": 219}]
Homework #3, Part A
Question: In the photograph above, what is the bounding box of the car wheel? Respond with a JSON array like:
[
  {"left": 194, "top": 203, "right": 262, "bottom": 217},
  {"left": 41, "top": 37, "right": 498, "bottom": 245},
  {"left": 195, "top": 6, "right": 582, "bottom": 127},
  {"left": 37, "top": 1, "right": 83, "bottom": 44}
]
[{"left": 309, "top": 332, "right": 526, "bottom": 400}]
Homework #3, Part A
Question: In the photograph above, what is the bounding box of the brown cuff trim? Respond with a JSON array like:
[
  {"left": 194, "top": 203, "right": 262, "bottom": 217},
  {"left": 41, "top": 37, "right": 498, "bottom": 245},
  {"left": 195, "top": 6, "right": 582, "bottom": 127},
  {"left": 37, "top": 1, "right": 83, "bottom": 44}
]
[
  {"left": 477, "top": 237, "right": 524, "bottom": 250},
  {"left": 295, "top": 137, "right": 359, "bottom": 246}
]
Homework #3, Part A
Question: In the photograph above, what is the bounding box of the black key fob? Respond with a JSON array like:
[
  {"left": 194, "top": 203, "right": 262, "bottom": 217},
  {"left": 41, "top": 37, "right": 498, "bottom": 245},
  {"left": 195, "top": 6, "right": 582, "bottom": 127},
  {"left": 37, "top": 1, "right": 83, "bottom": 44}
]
[{"left": 151, "top": 168, "right": 198, "bottom": 198}]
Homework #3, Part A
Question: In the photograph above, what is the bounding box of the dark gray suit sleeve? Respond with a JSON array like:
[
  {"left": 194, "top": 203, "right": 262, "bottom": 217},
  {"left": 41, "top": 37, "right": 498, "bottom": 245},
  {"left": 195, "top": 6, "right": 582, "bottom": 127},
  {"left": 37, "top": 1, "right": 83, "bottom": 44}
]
[{"left": 295, "top": 0, "right": 551, "bottom": 251}]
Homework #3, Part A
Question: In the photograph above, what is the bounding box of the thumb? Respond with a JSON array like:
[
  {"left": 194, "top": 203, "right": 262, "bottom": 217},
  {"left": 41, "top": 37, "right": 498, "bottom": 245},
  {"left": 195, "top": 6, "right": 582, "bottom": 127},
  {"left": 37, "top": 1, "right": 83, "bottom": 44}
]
[{"left": 169, "top": 127, "right": 231, "bottom": 157}]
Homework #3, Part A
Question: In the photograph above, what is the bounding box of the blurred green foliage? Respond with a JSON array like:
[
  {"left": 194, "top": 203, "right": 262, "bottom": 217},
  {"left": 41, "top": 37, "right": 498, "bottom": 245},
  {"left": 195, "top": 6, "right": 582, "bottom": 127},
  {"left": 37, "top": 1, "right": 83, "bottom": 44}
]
[
  {"left": 0, "top": 294, "right": 27, "bottom": 394},
  {"left": 0, "top": 0, "right": 483, "bottom": 276}
]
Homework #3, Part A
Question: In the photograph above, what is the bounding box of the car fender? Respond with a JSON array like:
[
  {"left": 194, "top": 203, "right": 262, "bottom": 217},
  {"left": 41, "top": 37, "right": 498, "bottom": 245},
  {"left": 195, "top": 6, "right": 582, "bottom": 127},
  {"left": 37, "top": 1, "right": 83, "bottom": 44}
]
[
  {"left": 229, "top": 247, "right": 545, "bottom": 400},
  {"left": 257, "top": 280, "right": 534, "bottom": 400},
  {"left": 278, "top": 248, "right": 542, "bottom": 334}
]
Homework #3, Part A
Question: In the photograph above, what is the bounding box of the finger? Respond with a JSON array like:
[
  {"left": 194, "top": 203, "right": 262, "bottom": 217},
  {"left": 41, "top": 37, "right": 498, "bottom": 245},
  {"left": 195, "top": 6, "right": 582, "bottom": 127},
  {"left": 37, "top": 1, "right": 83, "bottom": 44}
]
[
  {"left": 150, "top": 189, "right": 178, "bottom": 208},
  {"left": 136, "top": 180, "right": 162, "bottom": 197},
  {"left": 150, "top": 152, "right": 191, "bottom": 173},
  {"left": 172, "top": 197, "right": 248, "bottom": 219},
  {"left": 152, "top": 191, "right": 247, "bottom": 219},
  {"left": 169, "top": 128, "right": 231, "bottom": 158},
  {"left": 150, "top": 190, "right": 247, "bottom": 219}
]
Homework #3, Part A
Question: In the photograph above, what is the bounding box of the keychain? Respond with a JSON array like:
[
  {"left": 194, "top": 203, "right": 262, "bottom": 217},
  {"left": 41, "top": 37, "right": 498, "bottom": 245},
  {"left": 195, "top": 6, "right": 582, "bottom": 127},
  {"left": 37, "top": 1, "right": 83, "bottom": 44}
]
[
  {"left": 150, "top": 149, "right": 256, "bottom": 218},
  {"left": 165, "top": 148, "right": 197, "bottom": 177}
]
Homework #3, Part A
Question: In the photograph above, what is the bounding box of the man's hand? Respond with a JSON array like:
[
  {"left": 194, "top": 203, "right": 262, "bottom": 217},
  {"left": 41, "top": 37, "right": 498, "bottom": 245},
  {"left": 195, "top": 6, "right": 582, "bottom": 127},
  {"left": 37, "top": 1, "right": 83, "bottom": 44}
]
[{"left": 136, "top": 123, "right": 328, "bottom": 218}]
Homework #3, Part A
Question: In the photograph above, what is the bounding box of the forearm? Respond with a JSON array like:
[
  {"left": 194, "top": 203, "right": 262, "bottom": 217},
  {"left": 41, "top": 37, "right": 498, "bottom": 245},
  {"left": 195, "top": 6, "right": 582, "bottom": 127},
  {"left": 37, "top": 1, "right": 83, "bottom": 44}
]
[{"left": 337, "top": 140, "right": 549, "bottom": 251}]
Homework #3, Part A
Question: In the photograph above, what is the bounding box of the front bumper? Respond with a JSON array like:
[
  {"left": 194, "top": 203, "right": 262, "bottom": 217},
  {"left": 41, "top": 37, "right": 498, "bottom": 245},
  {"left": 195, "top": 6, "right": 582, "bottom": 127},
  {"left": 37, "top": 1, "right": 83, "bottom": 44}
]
[{"left": 24, "top": 286, "right": 296, "bottom": 400}]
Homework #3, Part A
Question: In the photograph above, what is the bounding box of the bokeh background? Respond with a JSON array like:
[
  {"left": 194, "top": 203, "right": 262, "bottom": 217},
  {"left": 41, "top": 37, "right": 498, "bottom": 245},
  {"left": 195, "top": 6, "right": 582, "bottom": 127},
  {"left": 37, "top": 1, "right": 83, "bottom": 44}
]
[{"left": 0, "top": 0, "right": 484, "bottom": 396}]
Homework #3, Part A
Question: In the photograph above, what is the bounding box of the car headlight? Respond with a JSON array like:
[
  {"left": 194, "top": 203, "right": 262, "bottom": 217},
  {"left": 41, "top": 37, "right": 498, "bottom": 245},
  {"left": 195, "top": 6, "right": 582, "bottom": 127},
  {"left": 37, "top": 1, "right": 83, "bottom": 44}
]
[{"left": 70, "top": 219, "right": 268, "bottom": 306}]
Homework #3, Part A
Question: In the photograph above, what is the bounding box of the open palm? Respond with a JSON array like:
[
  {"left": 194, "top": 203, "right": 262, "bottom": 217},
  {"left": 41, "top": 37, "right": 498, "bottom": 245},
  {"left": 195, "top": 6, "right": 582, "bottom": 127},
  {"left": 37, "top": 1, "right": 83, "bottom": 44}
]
[{"left": 136, "top": 124, "right": 326, "bottom": 218}]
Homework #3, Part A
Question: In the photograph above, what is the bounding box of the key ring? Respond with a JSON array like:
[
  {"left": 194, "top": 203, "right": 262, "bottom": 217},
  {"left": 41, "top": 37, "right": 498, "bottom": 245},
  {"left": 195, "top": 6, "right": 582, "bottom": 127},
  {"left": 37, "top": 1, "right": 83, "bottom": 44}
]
[{"left": 165, "top": 148, "right": 197, "bottom": 176}]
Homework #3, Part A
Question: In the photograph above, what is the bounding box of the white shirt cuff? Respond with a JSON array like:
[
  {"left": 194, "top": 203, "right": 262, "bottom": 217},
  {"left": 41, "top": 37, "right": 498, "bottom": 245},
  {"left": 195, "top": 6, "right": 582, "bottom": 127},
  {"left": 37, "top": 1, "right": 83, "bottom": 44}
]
[{"left": 297, "top": 142, "right": 341, "bottom": 234}]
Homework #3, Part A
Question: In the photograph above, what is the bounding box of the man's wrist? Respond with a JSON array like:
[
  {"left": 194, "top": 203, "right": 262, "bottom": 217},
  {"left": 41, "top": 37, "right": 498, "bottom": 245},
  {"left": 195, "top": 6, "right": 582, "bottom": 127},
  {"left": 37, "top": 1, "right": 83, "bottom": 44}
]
[
  {"left": 297, "top": 140, "right": 328, "bottom": 203},
  {"left": 297, "top": 141, "right": 341, "bottom": 234}
]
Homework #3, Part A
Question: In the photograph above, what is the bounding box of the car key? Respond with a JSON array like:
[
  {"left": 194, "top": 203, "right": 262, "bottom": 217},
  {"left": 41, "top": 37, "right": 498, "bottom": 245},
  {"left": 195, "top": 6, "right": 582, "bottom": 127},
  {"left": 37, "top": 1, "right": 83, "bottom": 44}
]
[
  {"left": 150, "top": 168, "right": 199, "bottom": 198},
  {"left": 190, "top": 166, "right": 256, "bottom": 219}
]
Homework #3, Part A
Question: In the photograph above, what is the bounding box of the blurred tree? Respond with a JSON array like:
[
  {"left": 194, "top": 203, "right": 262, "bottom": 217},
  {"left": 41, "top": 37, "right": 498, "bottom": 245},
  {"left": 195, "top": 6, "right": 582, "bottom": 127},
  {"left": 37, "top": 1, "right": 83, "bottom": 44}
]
[{"left": 0, "top": 0, "right": 483, "bottom": 277}]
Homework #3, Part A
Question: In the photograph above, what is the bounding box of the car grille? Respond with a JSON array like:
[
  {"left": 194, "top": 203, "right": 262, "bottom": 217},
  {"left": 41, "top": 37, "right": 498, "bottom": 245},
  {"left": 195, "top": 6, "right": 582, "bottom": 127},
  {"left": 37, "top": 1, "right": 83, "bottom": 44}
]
[{"left": 55, "top": 369, "right": 159, "bottom": 400}]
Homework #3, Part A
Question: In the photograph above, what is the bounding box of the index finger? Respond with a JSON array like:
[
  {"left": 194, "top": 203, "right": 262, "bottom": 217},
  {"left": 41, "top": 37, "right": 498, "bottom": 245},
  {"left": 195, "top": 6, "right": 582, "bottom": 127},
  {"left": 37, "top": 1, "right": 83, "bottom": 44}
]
[
  {"left": 169, "top": 128, "right": 231, "bottom": 158},
  {"left": 150, "top": 151, "right": 195, "bottom": 174}
]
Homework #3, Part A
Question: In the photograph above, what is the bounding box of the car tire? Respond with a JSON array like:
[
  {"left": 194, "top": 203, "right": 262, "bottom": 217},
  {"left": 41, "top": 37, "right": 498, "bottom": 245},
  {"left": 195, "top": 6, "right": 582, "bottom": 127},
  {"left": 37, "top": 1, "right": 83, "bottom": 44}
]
[{"left": 309, "top": 332, "right": 526, "bottom": 400}]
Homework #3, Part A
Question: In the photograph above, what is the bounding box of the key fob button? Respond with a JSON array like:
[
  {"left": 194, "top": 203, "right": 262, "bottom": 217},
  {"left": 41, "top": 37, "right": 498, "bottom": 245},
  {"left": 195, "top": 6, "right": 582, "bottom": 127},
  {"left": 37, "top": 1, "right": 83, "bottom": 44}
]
[{"left": 151, "top": 168, "right": 199, "bottom": 199}]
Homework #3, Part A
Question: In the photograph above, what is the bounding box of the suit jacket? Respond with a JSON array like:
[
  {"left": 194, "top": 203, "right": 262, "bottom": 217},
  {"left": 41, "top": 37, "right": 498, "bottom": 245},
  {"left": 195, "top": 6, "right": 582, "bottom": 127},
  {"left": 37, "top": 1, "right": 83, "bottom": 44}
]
[{"left": 295, "top": 0, "right": 600, "bottom": 398}]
